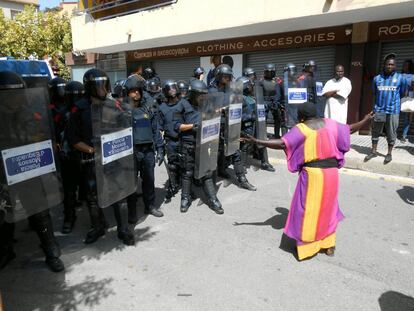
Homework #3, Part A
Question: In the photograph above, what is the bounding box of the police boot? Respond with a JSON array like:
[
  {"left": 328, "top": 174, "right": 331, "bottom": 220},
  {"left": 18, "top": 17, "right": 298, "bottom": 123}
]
[
  {"left": 180, "top": 177, "right": 192, "bottom": 213},
  {"left": 30, "top": 211, "right": 64, "bottom": 272},
  {"left": 240, "top": 148, "right": 248, "bottom": 174},
  {"left": 234, "top": 161, "right": 257, "bottom": 191},
  {"left": 203, "top": 178, "right": 223, "bottom": 214},
  {"left": 148, "top": 205, "right": 164, "bottom": 218},
  {"left": 62, "top": 191, "right": 77, "bottom": 234},
  {"left": 217, "top": 155, "right": 231, "bottom": 179},
  {"left": 165, "top": 170, "right": 179, "bottom": 202},
  {"left": 84, "top": 200, "right": 106, "bottom": 244},
  {"left": 113, "top": 202, "right": 135, "bottom": 246},
  {"left": 127, "top": 193, "right": 138, "bottom": 225},
  {"left": 0, "top": 222, "right": 16, "bottom": 270},
  {"left": 259, "top": 148, "right": 275, "bottom": 172}
]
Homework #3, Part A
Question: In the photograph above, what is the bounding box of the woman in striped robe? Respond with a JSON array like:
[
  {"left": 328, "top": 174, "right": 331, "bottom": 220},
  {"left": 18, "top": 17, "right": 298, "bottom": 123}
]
[{"left": 243, "top": 102, "right": 372, "bottom": 260}]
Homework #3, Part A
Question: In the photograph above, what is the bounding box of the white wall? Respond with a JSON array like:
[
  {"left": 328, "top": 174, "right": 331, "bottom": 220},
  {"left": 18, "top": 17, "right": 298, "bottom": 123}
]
[{"left": 71, "top": 0, "right": 414, "bottom": 53}]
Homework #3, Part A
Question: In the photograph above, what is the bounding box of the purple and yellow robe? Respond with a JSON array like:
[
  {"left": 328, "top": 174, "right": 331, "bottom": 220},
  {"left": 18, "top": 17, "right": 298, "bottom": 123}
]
[{"left": 281, "top": 118, "right": 350, "bottom": 260}]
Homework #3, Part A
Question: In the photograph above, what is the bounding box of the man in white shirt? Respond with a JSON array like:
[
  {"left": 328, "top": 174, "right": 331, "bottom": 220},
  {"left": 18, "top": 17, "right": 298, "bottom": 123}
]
[{"left": 322, "top": 65, "right": 352, "bottom": 124}]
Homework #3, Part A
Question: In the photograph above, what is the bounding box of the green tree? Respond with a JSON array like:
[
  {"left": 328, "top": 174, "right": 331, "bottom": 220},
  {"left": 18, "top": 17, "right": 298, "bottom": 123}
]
[{"left": 0, "top": 5, "right": 73, "bottom": 80}]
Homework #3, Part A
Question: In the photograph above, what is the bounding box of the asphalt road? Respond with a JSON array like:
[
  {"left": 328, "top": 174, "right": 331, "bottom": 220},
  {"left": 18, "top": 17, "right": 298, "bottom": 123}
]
[{"left": 0, "top": 160, "right": 413, "bottom": 311}]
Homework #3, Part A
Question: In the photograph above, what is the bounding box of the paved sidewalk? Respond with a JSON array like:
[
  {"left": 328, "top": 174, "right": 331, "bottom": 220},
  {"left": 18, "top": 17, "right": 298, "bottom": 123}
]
[{"left": 269, "top": 130, "right": 414, "bottom": 178}]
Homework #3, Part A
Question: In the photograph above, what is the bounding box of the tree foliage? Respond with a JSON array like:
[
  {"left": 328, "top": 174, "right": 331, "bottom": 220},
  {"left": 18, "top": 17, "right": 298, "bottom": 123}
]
[{"left": 0, "top": 6, "right": 73, "bottom": 79}]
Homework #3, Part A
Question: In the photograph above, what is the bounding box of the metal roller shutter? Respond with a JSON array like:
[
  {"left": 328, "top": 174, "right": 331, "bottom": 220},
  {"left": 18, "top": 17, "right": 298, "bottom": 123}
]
[
  {"left": 153, "top": 57, "right": 200, "bottom": 82},
  {"left": 380, "top": 40, "right": 414, "bottom": 71},
  {"left": 246, "top": 46, "right": 336, "bottom": 83}
]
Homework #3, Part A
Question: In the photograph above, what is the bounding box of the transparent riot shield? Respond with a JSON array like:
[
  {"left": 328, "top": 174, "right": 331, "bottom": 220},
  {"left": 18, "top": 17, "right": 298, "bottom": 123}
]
[
  {"left": 0, "top": 87, "right": 63, "bottom": 222},
  {"left": 254, "top": 84, "right": 267, "bottom": 141},
  {"left": 194, "top": 93, "right": 223, "bottom": 180},
  {"left": 285, "top": 71, "right": 307, "bottom": 129},
  {"left": 91, "top": 97, "right": 136, "bottom": 208},
  {"left": 224, "top": 81, "right": 243, "bottom": 156},
  {"left": 313, "top": 68, "right": 326, "bottom": 118}
]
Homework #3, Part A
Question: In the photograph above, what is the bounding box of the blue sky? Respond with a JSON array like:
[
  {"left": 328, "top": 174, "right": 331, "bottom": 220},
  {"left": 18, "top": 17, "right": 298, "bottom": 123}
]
[{"left": 39, "top": 0, "right": 61, "bottom": 10}]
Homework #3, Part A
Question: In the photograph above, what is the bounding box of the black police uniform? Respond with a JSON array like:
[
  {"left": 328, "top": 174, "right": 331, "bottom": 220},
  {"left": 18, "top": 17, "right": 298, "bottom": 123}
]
[
  {"left": 67, "top": 97, "right": 134, "bottom": 245},
  {"left": 209, "top": 82, "right": 256, "bottom": 191},
  {"left": 49, "top": 79, "right": 80, "bottom": 234},
  {"left": 259, "top": 78, "right": 283, "bottom": 138},
  {"left": 124, "top": 97, "right": 164, "bottom": 219},
  {"left": 0, "top": 72, "right": 64, "bottom": 272},
  {"left": 175, "top": 97, "right": 223, "bottom": 214},
  {"left": 158, "top": 98, "right": 189, "bottom": 198}
]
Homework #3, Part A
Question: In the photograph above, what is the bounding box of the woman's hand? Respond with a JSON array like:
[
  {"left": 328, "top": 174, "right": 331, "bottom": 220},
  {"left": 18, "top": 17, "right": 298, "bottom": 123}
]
[{"left": 240, "top": 134, "right": 256, "bottom": 144}]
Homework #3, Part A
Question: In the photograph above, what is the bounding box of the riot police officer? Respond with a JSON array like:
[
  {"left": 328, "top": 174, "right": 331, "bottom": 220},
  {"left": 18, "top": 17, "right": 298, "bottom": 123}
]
[
  {"left": 0, "top": 71, "right": 64, "bottom": 272},
  {"left": 176, "top": 79, "right": 223, "bottom": 214},
  {"left": 299, "top": 60, "right": 317, "bottom": 104},
  {"left": 209, "top": 64, "right": 256, "bottom": 191},
  {"left": 112, "top": 79, "right": 126, "bottom": 101},
  {"left": 243, "top": 67, "right": 257, "bottom": 84},
  {"left": 59, "top": 81, "right": 85, "bottom": 234},
  {"left": 259, "top": 64, "right": 283, "bottom": 139},
  {"left": 192, "top": 67, "right": 205, "bottom": 81},
  {"left": 143, "top": 78, "right": 163, "bottom": 115},
  {"left": 122, "top": 76, "right": 164, "bottom": 218},
  {"left": 284, "top": 63, "right": 301, "bottom": 129},
  {"left": 66, "top": 69, "right": 135, "bottom": 245},
  {"left": 177, "top": 80, "right": 189, "bottom": 99},
  {"left": 158, "top": 80, "right": 189, "bottom": 200},
  {"left": 237, "top": 76, "right": 275, "bottom": 172}
]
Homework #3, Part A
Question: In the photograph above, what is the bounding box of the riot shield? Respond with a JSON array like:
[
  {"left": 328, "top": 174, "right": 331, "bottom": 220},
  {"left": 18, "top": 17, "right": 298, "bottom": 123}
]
[
  {"left": 284, "top": 71, "right": 307, "bottom": 129},
  {"left": 254, "top": 84, "right": 267, "bottom": 141},
  {"left": 313, "top": 69, "right": 326, "bottom": 118},
  {"left": 224, "top": 81, "right": 243, "bottom": 156},
  {"left": 0, "top": 87, "right": 62, "bottom": 222},
  {"left": 194, "top": 93, "right": 223, "bottom": 180},
  {"left": 91, "top": 97, "right": 136, "bottom": 208}
]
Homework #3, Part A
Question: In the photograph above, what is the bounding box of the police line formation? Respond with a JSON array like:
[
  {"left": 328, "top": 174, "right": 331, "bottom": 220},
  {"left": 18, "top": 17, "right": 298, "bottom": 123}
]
[{"left": 0, "top": 61, "right": 349, "bottom": 273}]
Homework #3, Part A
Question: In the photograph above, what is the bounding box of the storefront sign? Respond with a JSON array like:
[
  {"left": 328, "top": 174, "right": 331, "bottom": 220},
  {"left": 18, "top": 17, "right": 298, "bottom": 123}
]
[
  {"left": 127, "top": 25, "right": 351, "bottom": 61},
  {"left": 369, "top": 17, "right": 414, "bottom": 41}
]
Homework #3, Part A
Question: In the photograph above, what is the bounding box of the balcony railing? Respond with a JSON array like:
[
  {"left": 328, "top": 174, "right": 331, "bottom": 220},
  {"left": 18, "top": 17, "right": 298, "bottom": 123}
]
[{"left": 79, "top": 0, "right": 177, "bottom": 20}]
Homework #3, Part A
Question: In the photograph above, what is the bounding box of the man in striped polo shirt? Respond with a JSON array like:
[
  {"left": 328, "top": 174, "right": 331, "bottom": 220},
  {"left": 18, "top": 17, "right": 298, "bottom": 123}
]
[{"left": 365, "top": 53, "right": 408, "bottom": 164}]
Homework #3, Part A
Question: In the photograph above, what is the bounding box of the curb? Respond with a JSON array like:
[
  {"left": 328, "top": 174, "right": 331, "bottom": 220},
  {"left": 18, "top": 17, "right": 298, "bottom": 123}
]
[{"left": 267, "top": 150, "right": 414, "bottom": 179}]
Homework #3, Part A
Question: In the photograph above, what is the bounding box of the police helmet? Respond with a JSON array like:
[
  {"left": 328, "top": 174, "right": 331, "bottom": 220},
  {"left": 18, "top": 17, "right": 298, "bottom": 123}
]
[
  {"left": 236, "top": 76, "right": 253, "bottom": 95},
  {"left": 215, "top": 64, "right": 233, "bottom": 84},
  {"left": 124, "top": 75, "right": 144, "bottom": 98},
  {"left": 193, "top": 67, "right": 205, "bottom": 78},
  {"left": 48, "top": 77, "right": 67, "bottom": 103},
  {"left": 188, "top": 79, "right": 208, "bottom": 106},
  {"left": 284, "top": 63, "right": 297, "bottom": 75},
  {"left": 264, "top": 64, "right": 276, "bottom": 79},
  {"left": 112, "top": 79, "right": 126, "bottom": 99},
  {"left": 83, "top": 68, "right": 110, "bottom": 100},
  {"left": 64, "top": 81, "right": 84, "bottom": 108},
  {"left": 142, "top": 67, "right": 155, "bottom": 80},
  {"left": 162, "top": 80, "right": 178, "bottom": 98},
  {"left": 147, "top": 78, "right": 160, "bottom": 94},
  {"left": 243, "top": 67, "right": 256, "bottom": 77},
  {"left": 177, "top": 80, "right": 189, "bottom": 96},
  {"left": 0, "top": 71, "right": 26, "bottom": 90}
]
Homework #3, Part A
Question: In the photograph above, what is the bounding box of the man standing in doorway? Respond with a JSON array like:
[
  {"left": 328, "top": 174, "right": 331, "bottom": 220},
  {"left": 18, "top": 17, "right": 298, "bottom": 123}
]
[
  {"left": 207, "top": 55, "right": 222, "bottom": 86},
  {"left": 322, "top": 65, "right": 352, "bottom": 124},
  {"left": 365, "top": 53, "right": 408, "bottom": 164}
]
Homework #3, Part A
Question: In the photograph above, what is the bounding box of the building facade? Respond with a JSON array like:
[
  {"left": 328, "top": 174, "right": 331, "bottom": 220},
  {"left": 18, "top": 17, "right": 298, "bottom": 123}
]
[
  {"left": 0, "top": 0, "right": 39, "bottom": 19},
  {"left": 71, "top": 0, "right": 414, "bottom": 126}
]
